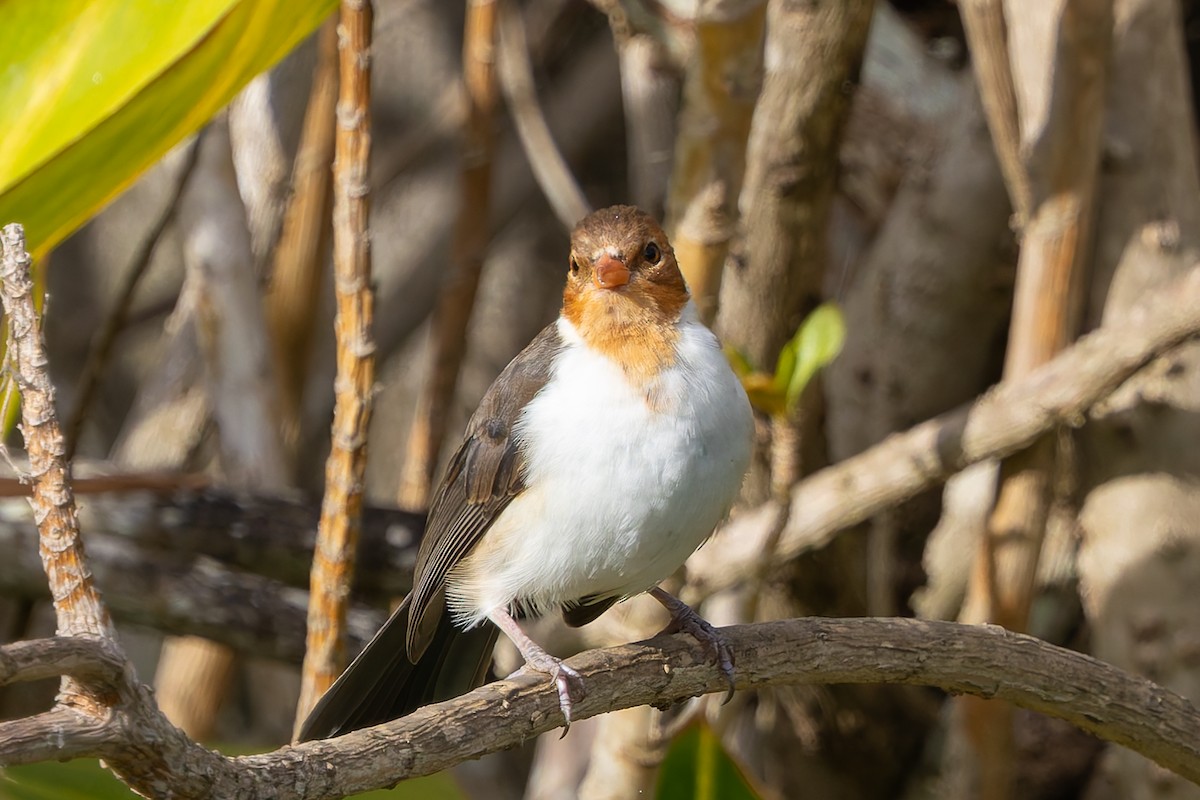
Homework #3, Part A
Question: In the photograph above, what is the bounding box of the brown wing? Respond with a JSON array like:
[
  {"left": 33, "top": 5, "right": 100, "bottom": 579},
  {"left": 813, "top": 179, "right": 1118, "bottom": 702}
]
[{"left": 406, "top": 323, "right": 563, "bottom": 659}]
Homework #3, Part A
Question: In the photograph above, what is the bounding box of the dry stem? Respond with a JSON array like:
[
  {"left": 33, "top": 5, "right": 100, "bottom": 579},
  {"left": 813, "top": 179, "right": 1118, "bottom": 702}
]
[
  {"left": 497, "top": 0, "right": 591, "bottom": 230},
  {"left": 266, "top": 18, "right": 338, "bottom": 458},
  {"left": 1, "top": 224, "right": 117, "bottom": 718},
  {"left": 295, "top": 0, "right": 376, "bottom": 732}
]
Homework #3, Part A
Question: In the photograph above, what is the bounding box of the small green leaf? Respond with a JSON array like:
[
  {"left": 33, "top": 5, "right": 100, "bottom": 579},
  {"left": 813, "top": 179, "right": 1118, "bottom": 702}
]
[
  {"left": 655, "top": 721, "right": 764, "bottom": 800},
  {"left": 777, "top": 302, "right": 845, "bottom": 412}
]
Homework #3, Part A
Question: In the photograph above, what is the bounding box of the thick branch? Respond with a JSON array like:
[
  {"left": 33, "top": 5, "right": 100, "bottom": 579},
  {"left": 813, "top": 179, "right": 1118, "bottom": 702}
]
[
  {"left": 717, "top": 0, "right": 874, "bottom": 368},
  {"left": 0, "top": 707, "right": 123, "bottom": 765},
  {"left": 0, "top": 636, "right": 125, "bottom": 688},
  {"left": 6, "top": 619, "right": 1197, "bottom": 794}
]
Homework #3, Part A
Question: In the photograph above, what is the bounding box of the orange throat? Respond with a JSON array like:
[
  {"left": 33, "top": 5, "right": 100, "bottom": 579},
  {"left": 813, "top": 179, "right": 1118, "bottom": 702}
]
[{"left": 561, "top": 286, "right": 686, "bottom": 386}]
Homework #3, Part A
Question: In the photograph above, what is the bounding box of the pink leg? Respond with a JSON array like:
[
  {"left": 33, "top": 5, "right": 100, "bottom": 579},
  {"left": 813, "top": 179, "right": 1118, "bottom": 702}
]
[
  {"left": 487, "top": 607, "right": 584, "bottom": 730},
  {"left": 649, "top": 587, "right": 736, "bottom": 702}
]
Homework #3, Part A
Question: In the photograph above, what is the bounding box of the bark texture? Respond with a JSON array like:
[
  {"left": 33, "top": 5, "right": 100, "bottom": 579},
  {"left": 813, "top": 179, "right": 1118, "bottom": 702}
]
[{"left": 1076, "top": 1, "right": 1200, "bottom": 797}]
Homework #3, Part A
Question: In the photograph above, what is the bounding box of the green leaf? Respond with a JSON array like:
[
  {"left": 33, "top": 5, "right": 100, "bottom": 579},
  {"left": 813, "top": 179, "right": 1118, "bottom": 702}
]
[
  {"left": 774, "top": 302, "right": 845, "bottom": 413},
  {"left": 655, "top": 721, "right": 764, "bottom": 800},
  {"left": 0, "top": 0, "right": 337, "bottom": 259}
]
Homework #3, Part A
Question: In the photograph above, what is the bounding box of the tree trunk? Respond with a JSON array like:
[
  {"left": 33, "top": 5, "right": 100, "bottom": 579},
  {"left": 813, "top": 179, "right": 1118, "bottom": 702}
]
[{"left": 1077, "top": 1, "right": 1200, "bottom": 797}]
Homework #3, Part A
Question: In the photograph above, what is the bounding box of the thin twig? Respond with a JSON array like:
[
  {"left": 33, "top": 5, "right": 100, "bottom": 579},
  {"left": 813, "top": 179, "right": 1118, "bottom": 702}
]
[
  {"left": 0, "top": 470, "right": 207, "bottom": 497},
  {"left": 266, "top": 18, "right": 339, "bottom": 459},
  {"left": 64, "top": 139, "right": 202, "bottom": 461},
  {"left": 959, "top": 0, "right": 1031, "bottom": 225},
  {"left": 497, "top": 0, "right": 591, "bottom": 231},
  {"left": 295, "top": 0, "right": 376, "bottom": 734}
]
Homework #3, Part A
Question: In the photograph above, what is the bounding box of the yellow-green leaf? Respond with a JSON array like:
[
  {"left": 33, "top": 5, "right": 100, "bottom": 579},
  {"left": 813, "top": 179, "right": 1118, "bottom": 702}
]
[
  {"left": 775, "top": 302, "right": 846, "bottom": 412},
  {"left": 0, "top": 0, "right": 336, "bottom": 259},
  {"left": 655, "top": 721, "right": 764, "bottom": 800}
]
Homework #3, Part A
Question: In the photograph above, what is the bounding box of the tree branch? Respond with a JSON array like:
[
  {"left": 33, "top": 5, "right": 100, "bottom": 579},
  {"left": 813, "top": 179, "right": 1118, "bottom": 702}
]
[
  {"left": 0, "top": 635, "right": 124, "bottom": 688},
  {"left": 497, "top": 0, "right": 591, "bottom": 230},
  {"left": 1, "top": 223, "right": 117, "bottom": 725},
  {"left": 4, "top": 619, "right": 1198, "bottom": 794}
]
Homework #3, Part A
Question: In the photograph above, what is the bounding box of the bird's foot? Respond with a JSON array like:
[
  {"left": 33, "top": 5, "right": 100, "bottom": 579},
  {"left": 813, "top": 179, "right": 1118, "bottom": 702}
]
[
  {"left": 489, "top": 607, "right": 585, "bottom": 733},
  {"left": 509, "top": 650, "right": 585, "bottom": 733},
  {"left": 649, "top": 587, "right": 736, "bottom": 703}
]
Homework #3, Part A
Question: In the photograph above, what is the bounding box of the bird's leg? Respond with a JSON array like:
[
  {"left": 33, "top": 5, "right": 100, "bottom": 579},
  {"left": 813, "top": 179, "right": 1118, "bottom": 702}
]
[
  {"left": 649, "top": 586, "right": 736, "bottom": 702},
  {"left": 487, "top": 607, "right": 584, "bottom": 730}
]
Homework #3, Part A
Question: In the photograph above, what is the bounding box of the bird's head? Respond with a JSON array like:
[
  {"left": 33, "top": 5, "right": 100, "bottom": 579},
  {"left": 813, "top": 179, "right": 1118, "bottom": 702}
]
[
  {"left": 562, "top": 205, "right": 689, "bottom": 324},
  {"left": 560, "top": 206, "right": 691, "bottom": 379}
]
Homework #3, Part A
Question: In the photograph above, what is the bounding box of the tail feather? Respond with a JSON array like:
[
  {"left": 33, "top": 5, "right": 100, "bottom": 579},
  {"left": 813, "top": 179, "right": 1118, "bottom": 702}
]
[{"left": 297, "top": 596, "right": 498, "bottom": 741}]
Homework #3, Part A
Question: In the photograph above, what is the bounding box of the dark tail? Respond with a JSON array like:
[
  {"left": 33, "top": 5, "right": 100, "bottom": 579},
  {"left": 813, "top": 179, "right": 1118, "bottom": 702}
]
[{"left": 297, "top": 595, "right": 498, "bottom": 741}]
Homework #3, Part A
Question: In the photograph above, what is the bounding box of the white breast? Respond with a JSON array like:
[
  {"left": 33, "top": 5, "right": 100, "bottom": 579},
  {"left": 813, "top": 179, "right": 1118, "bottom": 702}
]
[{"left": 446, "top": 304, "right": 753, "bottom": 627}]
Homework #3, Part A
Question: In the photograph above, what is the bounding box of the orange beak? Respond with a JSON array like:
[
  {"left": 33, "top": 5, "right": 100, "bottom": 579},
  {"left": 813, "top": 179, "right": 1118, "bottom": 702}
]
[{"left": 593, "top": 254, "right": 630, "bottom": 290}]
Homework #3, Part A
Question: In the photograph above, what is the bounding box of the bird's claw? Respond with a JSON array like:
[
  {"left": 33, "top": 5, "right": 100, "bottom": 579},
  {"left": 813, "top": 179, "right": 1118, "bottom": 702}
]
[
  {"left": 510, "top": 653, "right": 585, "bottom": 735},
  {"left": 660, "top": 604, "right": 736, "bottom": 703}
]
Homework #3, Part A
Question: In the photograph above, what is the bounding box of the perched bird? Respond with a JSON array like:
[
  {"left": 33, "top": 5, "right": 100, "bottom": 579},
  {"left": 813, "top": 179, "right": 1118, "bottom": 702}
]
[{"left": 299, "top": 205, "right": 753, "bottom": 741}]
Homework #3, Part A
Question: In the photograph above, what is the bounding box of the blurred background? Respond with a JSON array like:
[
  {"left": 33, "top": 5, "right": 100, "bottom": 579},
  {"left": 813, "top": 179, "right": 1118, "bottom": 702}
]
[{"left": 3, "top": 0, "right": 1200, "bottom": 797}]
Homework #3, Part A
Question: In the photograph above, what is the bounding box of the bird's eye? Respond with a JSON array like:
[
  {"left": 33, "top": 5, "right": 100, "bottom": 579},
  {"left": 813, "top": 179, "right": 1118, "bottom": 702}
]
[
  {"left": 643, "top": 241, "right": 661, "bottom": 264},
  {"left": 569, "top": 256, "right": 580, "bottom": 275}
]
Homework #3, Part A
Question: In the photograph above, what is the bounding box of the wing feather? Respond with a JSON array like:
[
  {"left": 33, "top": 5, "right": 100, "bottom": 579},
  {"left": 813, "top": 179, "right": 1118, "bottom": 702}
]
[{"left": 406, "top": 323, "right": 563, "bottom": 658}]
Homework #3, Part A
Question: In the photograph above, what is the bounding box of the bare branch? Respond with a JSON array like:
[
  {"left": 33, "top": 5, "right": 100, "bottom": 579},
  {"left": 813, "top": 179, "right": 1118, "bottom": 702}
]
[
  {"left": 960, "top": 0, "right": 1030, "bottom": 223},
  {"left": 0, "top": 514, "right": 386, "bottom": 662},
  {"left": 958, "top": 6, "right": 1113, "bottom": 790},
  {"left": 1, "top": 223, "right": 118, "bottom": 726},
  {"left": 717, "top": 0, "right": 874, "bottom": 368},
  {"left": 618, "top": 38, "right": 678, "bottom": 217},
  {"left": 9, "top": 618, "right": 1197, "bottom": 794},
  {"left": 0, "top": 707, "right": 124, "bottom": 765},
  {"left": 0, "top": 636, "right": 125, "bottom": 688},
  {"left": 497, "top": 0, "right": 591, "bottom": 230},
  {"left": 266, "top": 18, "right": 338, "bottom": 459}
]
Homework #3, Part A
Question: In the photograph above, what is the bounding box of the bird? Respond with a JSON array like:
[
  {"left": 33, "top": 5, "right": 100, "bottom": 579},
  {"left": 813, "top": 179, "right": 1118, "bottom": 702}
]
[{"left": 298, "top": 204, "right": 754, "bottom": 741}]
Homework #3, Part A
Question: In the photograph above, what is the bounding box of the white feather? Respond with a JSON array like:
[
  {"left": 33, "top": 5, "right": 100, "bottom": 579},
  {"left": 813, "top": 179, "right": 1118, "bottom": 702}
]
[{"left": 446, "top": 302, "right": 753, "bottom": 627}]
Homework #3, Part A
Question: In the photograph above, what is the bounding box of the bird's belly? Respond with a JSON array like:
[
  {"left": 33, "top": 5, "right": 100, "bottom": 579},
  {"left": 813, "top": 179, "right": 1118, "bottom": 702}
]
[{"left": 445, "top": 338, "right": 751, "bottom": 627}]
